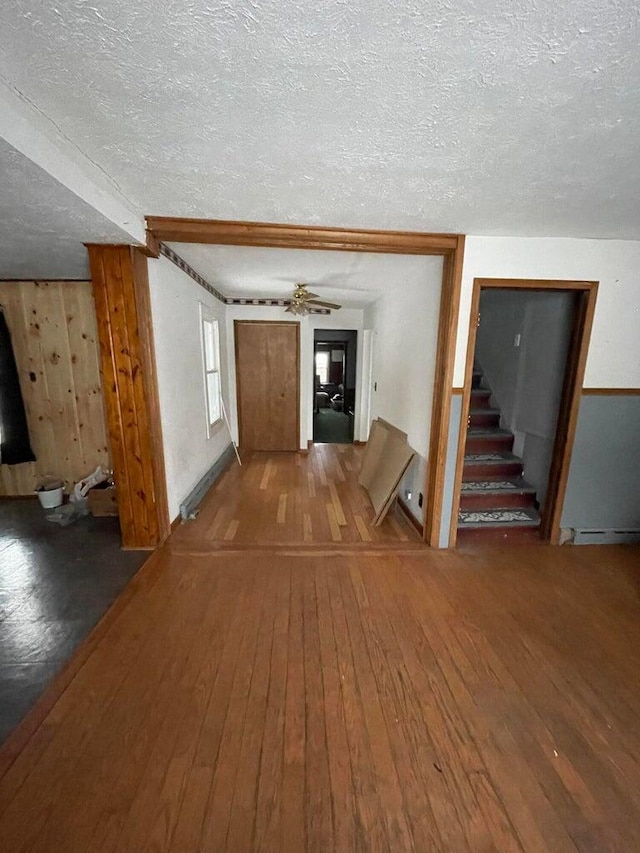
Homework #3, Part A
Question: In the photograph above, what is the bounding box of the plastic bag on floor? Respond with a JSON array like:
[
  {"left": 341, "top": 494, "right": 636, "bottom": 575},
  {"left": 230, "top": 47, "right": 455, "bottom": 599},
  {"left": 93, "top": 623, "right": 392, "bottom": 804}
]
[{"left": 46, "top": 498, "right": 90, "bottom": 526}]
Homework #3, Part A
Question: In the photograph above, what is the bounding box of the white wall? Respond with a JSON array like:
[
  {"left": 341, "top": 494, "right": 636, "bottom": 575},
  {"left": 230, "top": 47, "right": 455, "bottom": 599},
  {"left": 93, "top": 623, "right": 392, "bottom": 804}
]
[
  {"left": 225, "top": 306, "right": 365, "bottom": 449},
  {"left": 148, "top": 256, "right": 230, "bottom": 521},
  {"left": 455, "top": 237, "right": 640, "bottom": 387},
  {"left": 364, "top": 257, "right": 444, "bottom": 520}
]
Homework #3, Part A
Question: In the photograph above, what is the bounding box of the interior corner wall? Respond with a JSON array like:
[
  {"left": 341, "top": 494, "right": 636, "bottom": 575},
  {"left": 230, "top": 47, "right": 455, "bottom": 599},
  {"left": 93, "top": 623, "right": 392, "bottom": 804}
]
[
  {"left": 148, "top": 256, "right": 230, "bottom": 522},
  {"left": 224, "top": 306, "right": 365, "bottom": 449},
  {"left": 449, "top": 236, "right": 640, "bottom": 536},
  {"left": 366, "top": 257, "right": 444, "bottom": 522}
]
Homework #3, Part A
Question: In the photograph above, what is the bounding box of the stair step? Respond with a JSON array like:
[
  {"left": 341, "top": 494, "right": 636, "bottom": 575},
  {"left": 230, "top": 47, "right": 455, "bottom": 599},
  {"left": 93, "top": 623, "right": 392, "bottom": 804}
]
[
  {"left": 469, "top": 410, "right": 500, "bottom": 428},
  {"left": 459, "top": 478, "right": 537, "bottom": 510},
  {"left": 463, "top": 452, "right": 523, "bottom": 478},
  {"left": 460, "top": 477, "right": 535, "bottom": 495},
  {"left": 470, "top": 389, "right": 492, "bottom": 409},
  {"left": 466, "top": 427, "right": 514, "bottom": 453},
  {"left": 458, "top": 506, "right": 541, "bottom": 529},
  {"left": 467, "top": 427, "right": 511, "bottom": 437}
]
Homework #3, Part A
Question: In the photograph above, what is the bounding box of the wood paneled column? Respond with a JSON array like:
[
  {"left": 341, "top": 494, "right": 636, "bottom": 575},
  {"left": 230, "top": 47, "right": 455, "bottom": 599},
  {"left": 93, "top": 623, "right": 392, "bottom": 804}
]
[{"left": 87, "top": 245, "right": 169, "bottom": 549}]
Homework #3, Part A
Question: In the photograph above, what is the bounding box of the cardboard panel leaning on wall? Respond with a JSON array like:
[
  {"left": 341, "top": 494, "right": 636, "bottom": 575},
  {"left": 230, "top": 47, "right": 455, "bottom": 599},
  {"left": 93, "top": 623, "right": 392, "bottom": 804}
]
[
  {"left": 0, "top": 280, "right": 109, "bottom": 495},
  {"left": 147, "top": 256, "right": 231, "bottom": 522}
]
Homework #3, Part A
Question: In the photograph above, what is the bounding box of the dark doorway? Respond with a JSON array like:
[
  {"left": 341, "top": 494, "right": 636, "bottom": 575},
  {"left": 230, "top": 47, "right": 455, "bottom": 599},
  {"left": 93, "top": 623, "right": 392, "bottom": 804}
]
[{"left": 313, "top": 330, "right": 357, "bottom": 444}]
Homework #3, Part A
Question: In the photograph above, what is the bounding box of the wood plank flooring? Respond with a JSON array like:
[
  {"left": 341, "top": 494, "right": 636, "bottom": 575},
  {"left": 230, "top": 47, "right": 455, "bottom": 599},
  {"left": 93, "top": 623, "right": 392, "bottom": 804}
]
[
  {"left": 1, "top": 446, "right": 640, "bottom": 851},
  {"left": 170, "top": 445, "right": 420, "bottom": 547}
]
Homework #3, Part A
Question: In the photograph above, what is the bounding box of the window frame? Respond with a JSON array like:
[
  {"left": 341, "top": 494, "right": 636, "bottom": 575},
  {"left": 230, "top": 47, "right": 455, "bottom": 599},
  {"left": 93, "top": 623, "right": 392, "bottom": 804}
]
[
  {"left": 199, "top": 305, "right": 222, "bottom": 437},
  {"left": 315, "top": 350, "right": 330, "bottom": 385}
]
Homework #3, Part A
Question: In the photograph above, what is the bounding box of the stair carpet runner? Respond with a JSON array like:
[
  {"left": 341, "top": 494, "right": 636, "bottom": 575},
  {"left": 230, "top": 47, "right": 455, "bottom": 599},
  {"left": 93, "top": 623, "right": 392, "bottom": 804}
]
[{"left": 458, "top": 367, "right": 541, "bottom": 531}]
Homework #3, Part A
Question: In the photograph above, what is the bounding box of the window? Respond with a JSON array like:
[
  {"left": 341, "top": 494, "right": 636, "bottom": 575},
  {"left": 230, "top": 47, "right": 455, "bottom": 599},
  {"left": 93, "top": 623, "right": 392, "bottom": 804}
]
[
  {"left": 315, "top": 350, "right": 329, "bottom": 385},
  {"left": 201, "top": 310, "right": 221, "bottom": 433}
]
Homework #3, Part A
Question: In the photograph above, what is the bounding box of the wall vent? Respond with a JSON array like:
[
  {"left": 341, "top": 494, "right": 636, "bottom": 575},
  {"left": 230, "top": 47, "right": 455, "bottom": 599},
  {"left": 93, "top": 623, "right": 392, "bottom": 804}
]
[
  {"left": 573, "top": 528, "right": 640, "bottom": 545},
  {"left": 180, "top": 443, "right": 236, "bottom": 521}
]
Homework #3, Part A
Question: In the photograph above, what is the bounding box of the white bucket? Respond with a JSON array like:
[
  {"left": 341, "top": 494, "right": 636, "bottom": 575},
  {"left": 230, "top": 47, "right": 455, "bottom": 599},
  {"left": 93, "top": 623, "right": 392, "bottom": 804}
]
[{"left": 37, "top": 487, "right": 64, "bottom": 509}]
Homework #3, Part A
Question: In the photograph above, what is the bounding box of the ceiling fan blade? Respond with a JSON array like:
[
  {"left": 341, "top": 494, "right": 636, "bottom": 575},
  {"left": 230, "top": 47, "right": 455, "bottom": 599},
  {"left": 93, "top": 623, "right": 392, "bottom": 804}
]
[
  {"left": 308, "top": 299, "right": 342, "bottom": 309},
  {"left": 299, "top": 291, "right": 319, "bottom": 300},
  {"left": 284, "top": 304, "right": 294, "bottom": 313}
]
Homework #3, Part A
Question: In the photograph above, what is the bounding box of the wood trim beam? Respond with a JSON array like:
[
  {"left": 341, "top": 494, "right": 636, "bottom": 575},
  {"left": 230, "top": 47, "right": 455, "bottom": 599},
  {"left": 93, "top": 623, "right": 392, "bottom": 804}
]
[
  {"left": 448, "top": 279, "right": 483, "bottom": 548},
  {"left": 146, "top": 216, "right": 458, "bottom": 255},
  {"left": 87, "top": 245, "right": 170, "bottom": 549},
  {"left": 423, "top": 235, "right": 465, "bottom": 547},
  {"left": 139, "top": 230, "right": 161, "bottom": 258},
  {"left": 145, "top": 215, "right": 466, "bottom": 548},
  {"left": 475, "top": 278, "right": 598, "bottom": 290},
  {"left": 582, "top": 387, "right": 640, "bottom": 395}
]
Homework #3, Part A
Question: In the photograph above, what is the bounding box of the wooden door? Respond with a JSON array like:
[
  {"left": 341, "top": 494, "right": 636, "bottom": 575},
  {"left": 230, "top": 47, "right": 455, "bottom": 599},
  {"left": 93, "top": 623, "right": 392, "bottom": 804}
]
[{"left": 234, "top": 320, "right": 300, "bottom": 451}]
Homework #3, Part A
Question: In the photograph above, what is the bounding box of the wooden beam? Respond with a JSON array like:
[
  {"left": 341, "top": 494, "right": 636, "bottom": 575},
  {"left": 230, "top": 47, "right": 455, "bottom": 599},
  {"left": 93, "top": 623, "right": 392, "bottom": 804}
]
[
  {"left": 87, "top": 245, "right": 170, "bottom": 549},
  {"left": 139, "top": 229, "right": 161, "bottom": 258},
  {"left": 146, "top": 216, "right": 458, "bottom": 255},
  {"left": 447, "top": 277, "right": 483, "bottom": 549},
  {"left": 146, "top": 215, "right": 466, "bottom": 548},
  {"left": 423, "top": 235, "right": 465, "bottom": 547},
  {"left": 423, "top": 235, "right": 464, "bottom": 548}
]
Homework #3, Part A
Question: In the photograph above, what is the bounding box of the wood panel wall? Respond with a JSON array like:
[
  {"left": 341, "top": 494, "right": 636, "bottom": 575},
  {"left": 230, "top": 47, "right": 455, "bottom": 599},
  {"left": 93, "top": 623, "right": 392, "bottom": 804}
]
[{"left": 0, "top": 281, "right": 109, "bottom": 496}]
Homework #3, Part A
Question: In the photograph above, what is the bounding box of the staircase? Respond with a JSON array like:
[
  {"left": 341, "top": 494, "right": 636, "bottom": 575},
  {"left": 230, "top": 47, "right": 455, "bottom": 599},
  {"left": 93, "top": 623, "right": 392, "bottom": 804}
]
[{"left": 458, "top": 367, "right": 541, "bottom": 533}]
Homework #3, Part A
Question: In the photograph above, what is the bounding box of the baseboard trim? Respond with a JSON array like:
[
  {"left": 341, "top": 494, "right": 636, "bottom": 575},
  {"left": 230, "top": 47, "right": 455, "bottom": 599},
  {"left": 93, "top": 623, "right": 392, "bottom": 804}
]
[
  {"left": 582, "top": 388, "right": 640, "bottom": 395},
  {"left": 179, "top": 443, "right": 236, "bottom": 520},
  {"left": 397, "top": 496, "right": 423, "bottom": 535},
  {"left": 170, "top": 514, "right": 181, "bottom": 532}
]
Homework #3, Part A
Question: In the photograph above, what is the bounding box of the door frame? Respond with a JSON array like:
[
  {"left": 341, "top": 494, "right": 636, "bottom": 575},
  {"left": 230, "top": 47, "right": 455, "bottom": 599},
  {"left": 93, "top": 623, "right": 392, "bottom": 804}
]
[
  {"left": 312, "top": 334, "right": 354, "bottom": 442},
  {"left": 234, "top": 319, "right": 300, "bottom": 452},
  {"left": 146, "top": 217, "right": 466, "bottom": 547},
  {"left": 449, "top": 277, "right": 598, "bottom": 547}
]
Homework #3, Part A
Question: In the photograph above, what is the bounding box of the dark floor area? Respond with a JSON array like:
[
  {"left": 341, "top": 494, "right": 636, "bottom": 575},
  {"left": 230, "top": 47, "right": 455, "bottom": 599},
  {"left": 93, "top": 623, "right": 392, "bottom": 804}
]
[
  {"left": 313, "top": 407, "right": 352, "bottom": 443},
  {"left": 0, "top": 499, "right": 147, "bottom": 744}
]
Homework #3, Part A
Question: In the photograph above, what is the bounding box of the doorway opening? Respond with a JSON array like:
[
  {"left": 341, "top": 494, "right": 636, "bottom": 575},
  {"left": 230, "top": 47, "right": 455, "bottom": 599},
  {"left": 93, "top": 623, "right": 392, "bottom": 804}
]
[
  {"left": 451, "top": 278, "right": 597, "bottom": 545},
  {"left": 313, "top": 330, "right": 357, "bottom": 444}
]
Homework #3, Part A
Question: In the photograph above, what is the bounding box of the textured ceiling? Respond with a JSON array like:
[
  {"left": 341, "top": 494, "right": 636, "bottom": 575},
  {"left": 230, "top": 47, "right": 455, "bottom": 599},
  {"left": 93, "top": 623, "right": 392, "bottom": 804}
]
[
  {"left": 167, "top": 243, "right": 443, "bottom": 306},
  {"left": 1, "top": 1, "right": 640, "bottom": 239},
  {"left": 0, "top": 140, "right": 133, "bottom": 278}
]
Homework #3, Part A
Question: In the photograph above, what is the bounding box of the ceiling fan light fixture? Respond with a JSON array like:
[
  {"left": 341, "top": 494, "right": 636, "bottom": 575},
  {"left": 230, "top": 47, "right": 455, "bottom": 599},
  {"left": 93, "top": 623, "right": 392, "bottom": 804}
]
[{"left": 287, "top": 300, "right": 310, "bottom": 316}]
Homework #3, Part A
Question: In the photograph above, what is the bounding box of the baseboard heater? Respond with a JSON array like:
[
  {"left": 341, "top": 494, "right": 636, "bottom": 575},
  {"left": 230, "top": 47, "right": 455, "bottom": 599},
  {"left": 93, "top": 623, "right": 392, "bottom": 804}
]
[
  {"left": 179, "top": 443, "right": 236, "bottom": 521},
  {"left": 573, "top": 528, "right": 640, "bottom": 545}
]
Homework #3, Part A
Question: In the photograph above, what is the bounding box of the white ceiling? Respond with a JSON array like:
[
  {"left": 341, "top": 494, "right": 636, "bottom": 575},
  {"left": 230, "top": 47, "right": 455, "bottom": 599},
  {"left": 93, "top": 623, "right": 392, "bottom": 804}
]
[
  {"left": 0, "top": 140, "right": 134, "bottom": 279},
  {"left": 168, "top": 243, "right": 443, "bottom": 306},
  {"left": 1, "top": 0, "right": 639, "bottom": 248}
]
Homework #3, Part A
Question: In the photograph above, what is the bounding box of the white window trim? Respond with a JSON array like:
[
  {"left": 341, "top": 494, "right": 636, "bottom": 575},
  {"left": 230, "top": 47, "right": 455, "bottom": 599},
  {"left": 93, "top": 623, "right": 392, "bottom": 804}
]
[{"left": 199, "top": 303, "right": 222, "bottom": 438}]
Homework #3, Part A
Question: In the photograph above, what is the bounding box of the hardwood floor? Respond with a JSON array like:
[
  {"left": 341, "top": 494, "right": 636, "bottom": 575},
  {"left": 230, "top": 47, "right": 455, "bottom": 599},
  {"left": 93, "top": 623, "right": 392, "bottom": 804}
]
[
  {"left": 1, "top": 447, "right": 639, "bottom": 851},
  {"left": 170, "top": 444, "right": 421, "bottom": 547}
]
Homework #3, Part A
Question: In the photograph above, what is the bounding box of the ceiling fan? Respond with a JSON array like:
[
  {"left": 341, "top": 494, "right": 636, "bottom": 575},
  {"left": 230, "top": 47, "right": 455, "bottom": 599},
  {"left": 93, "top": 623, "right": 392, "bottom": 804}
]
[{"left": 284, "top": 282, "right": 342, "bottom": 316}]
